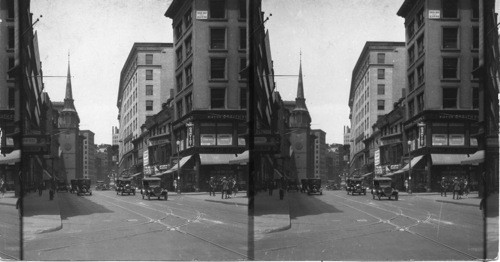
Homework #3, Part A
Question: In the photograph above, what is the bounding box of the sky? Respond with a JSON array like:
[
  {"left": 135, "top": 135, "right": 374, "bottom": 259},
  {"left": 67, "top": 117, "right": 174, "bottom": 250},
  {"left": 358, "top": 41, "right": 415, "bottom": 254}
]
[
  {"left": 31, "top": 0, "right": 500, "bottom": 145},
  {"left": 31, "top": 0, "right": 174, "bottom": 145}
]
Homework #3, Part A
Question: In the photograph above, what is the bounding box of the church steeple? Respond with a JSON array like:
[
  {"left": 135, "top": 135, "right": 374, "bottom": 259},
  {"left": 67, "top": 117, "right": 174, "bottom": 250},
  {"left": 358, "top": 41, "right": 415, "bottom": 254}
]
[
  {"left": 63, "top": 53, "right": 76, "bottom": 112},
  {"left": 59, "top": 52, "right": 80, "bottom": 129},
  {"left": 294, "top": 51, "right": 308, "bottom": 111},
  {"left": 290, "top": 52, "right": 311, "bottom": 129}
]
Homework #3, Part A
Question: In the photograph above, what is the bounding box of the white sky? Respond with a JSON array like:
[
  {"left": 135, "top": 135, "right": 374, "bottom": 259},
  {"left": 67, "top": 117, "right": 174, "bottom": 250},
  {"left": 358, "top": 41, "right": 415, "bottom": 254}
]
[{"left": 31, "top": 0, "right": 500, "bottom": 145}]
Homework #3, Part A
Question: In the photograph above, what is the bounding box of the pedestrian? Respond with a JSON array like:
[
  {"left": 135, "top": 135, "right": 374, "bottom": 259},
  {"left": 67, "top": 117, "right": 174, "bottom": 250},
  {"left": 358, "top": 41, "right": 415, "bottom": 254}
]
[
  {"left": 440, "top": 177, "right": 447, "bottom": 197},
  {"left": 38, "top": 182, "right": 44, "bottom": 196},
  {"left": 221, "top": 177, "right": 229, "bottom": 199},
  {"left": 464, "top": 179, "right": 469, "bottom": 197},
  {"left": 232, "top": 178, "right": 238, "bottom": 198},
  {"left": 173, "top": 179, "right": 178, "bottom": 194},
  {"left": 209, "top": 177, "right": 216, "bottom": 196},
  {"left": 404, "top": 179, "right": 409, "bottom": 192},
  {"left": 452, "top": 177, "right": 460, "bottom": 200},
  {"left": 279, "top": 180, "right": 285, "bottom": 200},
  {"left": 0, "top": 178, "right": 5, "bottom": 198}
]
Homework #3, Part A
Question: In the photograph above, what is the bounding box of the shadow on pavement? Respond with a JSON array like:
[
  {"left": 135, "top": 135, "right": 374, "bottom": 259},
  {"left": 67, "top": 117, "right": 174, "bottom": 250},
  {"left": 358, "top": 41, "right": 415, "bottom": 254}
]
[
  {"left": 289, "top": 192, "right": 343, "bottom": 219},
  {"left": 204, "top": 199, "right": 249, "bottom": 206},
  {"left": 59, "top": 193, "right": 113, "bottom": 220}
]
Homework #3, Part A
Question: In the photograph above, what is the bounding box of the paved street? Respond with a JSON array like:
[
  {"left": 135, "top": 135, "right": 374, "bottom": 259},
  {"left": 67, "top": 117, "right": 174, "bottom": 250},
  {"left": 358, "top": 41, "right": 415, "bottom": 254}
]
[
  {"left": 0, "top": 192, "right": 20, "bottom": 260},
  {"left": 23, "top": 190, "right": 249, "bottom": 260},
  {"left": 254, "top": 190, "right": 491, "bottom": 261}
]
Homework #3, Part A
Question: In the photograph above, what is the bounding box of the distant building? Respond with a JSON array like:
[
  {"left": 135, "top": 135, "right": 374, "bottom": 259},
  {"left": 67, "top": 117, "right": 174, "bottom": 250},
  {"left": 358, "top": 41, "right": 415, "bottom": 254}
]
[
  {"left": 112, "top": 126, "right": 119, "bottom": 146},
  {"left": 348, "top": 41, "right": 406, "bottom": 176},
  {"left": 117, "top": 43, "right": 174, "bottom": 176},
  {"left": 343, "top": 126, "right": 351, "bottom": 145},
  {"left": 80, "top": 130, "right": 96, "bottom": 182},
  {"left": 311, "top": 129, "right": 327, "bottom": 182}
]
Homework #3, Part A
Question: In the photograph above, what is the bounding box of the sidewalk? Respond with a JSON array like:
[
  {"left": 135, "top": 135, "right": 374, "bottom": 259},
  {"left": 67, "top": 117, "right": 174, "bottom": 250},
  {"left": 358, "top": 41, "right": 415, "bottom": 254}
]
[
  {"left": 253, "top": 191, "right": 291, "bottom": 234},
  {"left": 23, "top": 191, "right": 62, "bottom": 236},
  {"left": 399, "top": 191, "right": 482, "bottom": 207}
]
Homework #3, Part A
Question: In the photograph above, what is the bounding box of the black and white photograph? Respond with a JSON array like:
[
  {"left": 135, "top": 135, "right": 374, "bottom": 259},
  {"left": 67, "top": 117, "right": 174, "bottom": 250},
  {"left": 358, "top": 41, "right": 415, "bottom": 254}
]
[{"left": 0, "top": 0, "right": 498, "bottom": 260}]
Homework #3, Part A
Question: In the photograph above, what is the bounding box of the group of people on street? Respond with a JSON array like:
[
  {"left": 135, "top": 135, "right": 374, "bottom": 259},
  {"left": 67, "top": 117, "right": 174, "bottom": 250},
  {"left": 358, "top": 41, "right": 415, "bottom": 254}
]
[
  {"left": 208, "top": 176, "right": 238, "bottom": 199},
  {"left": 0, "top": 177, "right": 6, "bottom": 198},
  {"left": 440, "top": 176, "right": 469, "bottom": 199}
]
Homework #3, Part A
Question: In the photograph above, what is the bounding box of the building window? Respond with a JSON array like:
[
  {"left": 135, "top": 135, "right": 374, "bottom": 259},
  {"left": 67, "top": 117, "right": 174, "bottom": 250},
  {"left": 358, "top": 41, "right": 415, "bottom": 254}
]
[
  {"left": 408, "top": 99, "right": 415, "bottom": 117},
  {"left": 176, "top": 73, "right": 183, "bottom": 92},
  {"left": 442, "top": 88, "right": 458, "bottom": 108},
  {"left": 377, "top": 69, "right": 385, "bottom": 79},
  {"left": 185, "top": 64, "right": 192, "bottom": 85},
  {"left": 442, "top": 0, "right": 458, "bottom": 18},
  {"left": 209, "top": 0, "right": 226, "bottom": 19},
  {"left": 240, "top": 88, "right": 247, "bottom": 109},
  {"left": 377, "top": 100, "right": 385, "bottom": 110},
  {"left": 443, "top": 27, "right": 458, "bottom": 49},
  {"left": 471, "top": 0, "right": 479, "bottom": 19},
  {"left": 407, "top": 20, "right": 415, "bottom": 39},
  {"left": 176, "top": 100, "right": 183, "bottom": 119},
  {"left": 175, "top": 23, "right": 183, "bottom": 40},
  {"left": 417, "top": 92, "right": 424, "bottom": 112},
  {"left": 8, "top": 88, "right": 15, "bottom": 109},
  {"left": 7, "top": 0, "right": 14, "bottom": 18},
  {"left": 239, "top": 58, "right": 247, "bottom": 80},
  {"left": 146, "top": 70, "right": 153, "bottom": 80},
  {"left": 176, "top": 47, "right": 183, "bottom": 65},
  {"left": 8, "top": 27, "right": 14, "bottom": 49},
  {"left": 472, "top": 88, "right": 479, "bottom": 109},
  {"left": 442, "top": 57, "right": 458, "bottom": 79},
  {"left": 377, "top": 84, "right": 385, "bottom": 95},
  {"left": 472, "top": 27, "right": 479, "bottom": 49},
  {"left": 8, "top": 57, "right": 14, "bottom": 69},
  {"left": 239, "top": 0, "right": 246, "bottom": 19},
  {"left": 185, "top": 35, "right": 192, "bottom": 57},
  {"left": 185, "top": 93, "right": 193, "bottom": 114},
  {"left": 408, "top": 45, "right": 415, "bottom": 64},
  {"left": 210, "top": 28, "right": 226, "bottom": 49},
  {"left": 240, "top": 28, "right": 247, "bottom": 49},
  {"left": 416, "top": 7, "right": 424, "bottom": 27},
  {"left": 408, "top": 72, "right": 415, "bottom": 92},
  {"left": 210, "top": 58, "right": 226, "bottom": 79},
  {"left": 184, "top": 8, "right": 192, "bottom": 28},
  {"left": 146, "top": 85, "right": 153, "bottom": 96},
  {"left": 145, "top": 54, "right": 153, "bottom": 65},
  {"left": 146, "top": 100, "right": 153, "bottom": 111},
  {"left": 472, "top": 57, "right": 479, "bottom": 79},
  {"left": 377, "top": 53, "right": 385, "bottom": 64},
  {"left": 417, "top": 64, "right": 424, "bottom": 85},
  {"left": 210, "top": 89, "right": 226, "bottom": 109},
  {"left": 417, "top": 34, "right": 424, "bottom": 55}
]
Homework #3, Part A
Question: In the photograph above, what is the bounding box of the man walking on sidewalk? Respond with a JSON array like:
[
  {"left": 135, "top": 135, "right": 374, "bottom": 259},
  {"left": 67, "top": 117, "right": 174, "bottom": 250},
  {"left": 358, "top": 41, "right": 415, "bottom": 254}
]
[
  {"left": 209, "top": 177, "right": 216, "bottom": 196},
  {"left": 440, "top": 177, "right": 447, "bottom": 197}
]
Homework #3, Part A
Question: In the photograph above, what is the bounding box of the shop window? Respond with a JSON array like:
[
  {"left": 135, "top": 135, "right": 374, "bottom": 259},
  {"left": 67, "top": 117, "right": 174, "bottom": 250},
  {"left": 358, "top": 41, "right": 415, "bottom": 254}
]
[
  {"left": 238, "top": 122, "right": 247, "bottom": 146},
  {"left": 449, "top": 123, "right": 465, "bottom": 146},
  {"left": 432, "top": 123, "right": 448, "bottom": 146}
]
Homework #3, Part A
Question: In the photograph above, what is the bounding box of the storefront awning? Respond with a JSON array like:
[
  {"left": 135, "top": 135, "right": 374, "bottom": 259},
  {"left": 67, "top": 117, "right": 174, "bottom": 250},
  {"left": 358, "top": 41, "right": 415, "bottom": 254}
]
[
  {"left": 43, "top": 169, "right": 52, "bottom": 180},
  {"left": 385, "top": 155, "right": 424, "bottom": 176},
  {"left": 200, "top": 154, "right": 237, "bottom": 165},
  {"left": 228, "top": 150, "right": 248, "bottom": 165},
  {"left": 431, "top": 154, "right": 469, "bottom": 165},
  {"left": 154, "top": 155, "right": 193, "bottom": 176},
  {"left": 461, "top": 150, "right": 485, "bottom": 165},
  {"left": 0, "top": 150, "right": 20, "bottom": 165}
]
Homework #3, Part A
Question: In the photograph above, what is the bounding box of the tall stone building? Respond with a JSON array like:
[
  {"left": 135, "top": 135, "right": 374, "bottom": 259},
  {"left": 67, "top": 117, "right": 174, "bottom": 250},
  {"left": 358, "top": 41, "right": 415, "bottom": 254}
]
[
  {"left": 57, "top": 59, "right": 82, "bottom": 182},
  {"left": 80, "top": 130, "right": 95, "bottom": 182},
  {"left": 289, "top": 58, "right": 313, "bottom": 180},
  {"left": 311, "top": 129, "right": 327, "bottom": 181}
]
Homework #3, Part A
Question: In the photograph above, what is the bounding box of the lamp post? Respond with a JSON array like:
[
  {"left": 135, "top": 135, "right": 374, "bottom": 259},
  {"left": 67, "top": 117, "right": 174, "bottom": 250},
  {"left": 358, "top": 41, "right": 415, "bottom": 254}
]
[
  {"left": 407, "top": 140, "right": 412, "bottom": 194},
  {"left": 176, "top": 140, "right": 181, "bottom": 194}
]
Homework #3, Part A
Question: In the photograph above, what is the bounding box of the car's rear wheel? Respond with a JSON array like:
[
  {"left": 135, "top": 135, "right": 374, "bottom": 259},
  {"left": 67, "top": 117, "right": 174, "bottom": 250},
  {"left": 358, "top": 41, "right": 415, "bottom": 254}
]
[
  {"left": 395, "top": 195, "right": 398, "bottom": 201},
  {"left": 388, "top": 196, "right": 391, "bottom": 200},
  {"left": 148, "top": 195, "right": 150, "bottom": 200}
]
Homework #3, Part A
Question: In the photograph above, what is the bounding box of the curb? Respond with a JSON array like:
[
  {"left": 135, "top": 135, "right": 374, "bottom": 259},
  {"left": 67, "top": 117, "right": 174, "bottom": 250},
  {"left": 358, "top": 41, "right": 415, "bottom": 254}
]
[
  {"left": 256, "top": 196, "right": 292, "bottom": 234},
  {"left": 435, "top": 199, "right": 479, "bottom": 207}
]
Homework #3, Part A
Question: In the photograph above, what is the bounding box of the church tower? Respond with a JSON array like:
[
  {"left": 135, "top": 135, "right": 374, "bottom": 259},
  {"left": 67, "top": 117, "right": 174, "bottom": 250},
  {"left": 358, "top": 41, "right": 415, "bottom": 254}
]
[
  {"left": 289, "top": 54, "right": 313, "bottom": 180},
  {"left": 57, "top": 55, "right": 82, "bottom": 181}
]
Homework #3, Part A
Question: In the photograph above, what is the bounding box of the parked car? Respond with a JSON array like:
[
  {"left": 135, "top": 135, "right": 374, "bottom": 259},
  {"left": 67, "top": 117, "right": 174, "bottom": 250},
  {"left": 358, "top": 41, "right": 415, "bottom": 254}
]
[
  {"left": 116, "top": 177, "right": 135, "bottom": 196},
  {"left": 70, "top": 179, "right": 78, "bottom": 194},
  {"left": 77, "top": 178, "right": 92, "bottom": 196},
  {"left": 304, "top": 178, "right": 322, "bottom": 195},
  {"left": 56, "top": 180, "right": 69, "bottom": 192},
  {"left": 141, "top": 177, "right": 167, "bottom": 200},
  {"left": 346, "top": 177, "right": 366, "bottom": 195},
  {"left": 371, "top": 177, "right": 398, "bottom": 200},
  {"left": 95, "top": 180, "right": 108, "bottom": 191}
]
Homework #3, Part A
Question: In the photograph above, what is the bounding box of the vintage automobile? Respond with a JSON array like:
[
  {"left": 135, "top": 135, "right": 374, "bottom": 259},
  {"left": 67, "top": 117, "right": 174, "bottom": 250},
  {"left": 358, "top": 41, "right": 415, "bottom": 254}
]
[
  {"left": 77, "top": 178, "right": 92, "bottom": 196},
  {"left": 95, "top": 180, "right": 108, "bottom": 191},
  {"left": 70, "top": 179, "right": 78, "bottom": 194},
  {"left": 371, "top": 177, "right": 398, "bottom": 200},
  {"left": 116, "top": 177, "right": 135, "bottom": 196},
  {"left": 346, "top": 177, "right": 366, "bottom": 195},
  {"left": 57, "top": 180, "right": 69, "bottom": 192},
  {"left": 141, "top": 177, "right": 168, "bottom": 200},
  {"left": 305, "top": 178, "right": 323, "bottom": 195}
]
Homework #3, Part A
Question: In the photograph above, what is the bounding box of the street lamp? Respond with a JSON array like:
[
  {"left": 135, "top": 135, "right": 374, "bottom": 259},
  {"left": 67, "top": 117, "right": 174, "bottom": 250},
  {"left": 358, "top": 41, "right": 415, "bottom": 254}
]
[
  {"left": 176, "top": 140, "right": 181, "bottom": 194},
  {"left": 407, "top": 140, "right": 412, "bottom": 194}
]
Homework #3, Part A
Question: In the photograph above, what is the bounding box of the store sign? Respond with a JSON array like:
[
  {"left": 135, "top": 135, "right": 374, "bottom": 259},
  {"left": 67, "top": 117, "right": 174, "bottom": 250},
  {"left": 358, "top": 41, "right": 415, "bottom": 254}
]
[
  {"left": 187, "top": 122, "right": 194, "bottom": 148},
  {"left": 143, "top": 150, "right": 149, "bottom": 166},
  {"left": 374, "top": 149, "right": 380, "bottom": 166},
  {"left": 196, "top": 10, "right": 208, "bottom": 19},
  {"left": 428, "top": 10, "right": 440, "bottom": 19},
  {"left": 201, "top": 134, "right": 216, "bottom": 146},
  {"left": 375, "top": 165, "right": 383, "bottom": 175},
  {"left": 449, "top": 134, "right": 465, "bottom": 146},
  {"left": 144, "top": 165, "right": 152, "bottom": 175},
  {"left": 418, "top": 123, "right": 426, "bottom": 147},
  {"left": 432, "top": 134, "right": 448, "bottom": 146},
  {"left": 217, "top": 134, "right": 232, "bottom": 145}
]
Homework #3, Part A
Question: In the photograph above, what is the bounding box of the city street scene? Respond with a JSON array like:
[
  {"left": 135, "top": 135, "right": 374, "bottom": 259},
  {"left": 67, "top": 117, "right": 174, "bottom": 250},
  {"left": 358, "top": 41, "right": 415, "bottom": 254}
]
[{"left": 0, "top": 0, "right": 498, "bottom": 261}]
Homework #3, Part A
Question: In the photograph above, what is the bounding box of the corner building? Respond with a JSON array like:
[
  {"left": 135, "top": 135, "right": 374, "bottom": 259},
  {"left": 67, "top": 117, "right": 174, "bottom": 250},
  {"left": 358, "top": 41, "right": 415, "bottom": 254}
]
[
  {"left": 165, "top": 0, "right": 247, "bottom": 191},
  {"left": 398, "top": 0, "right": 480, "bottom": 191}
]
